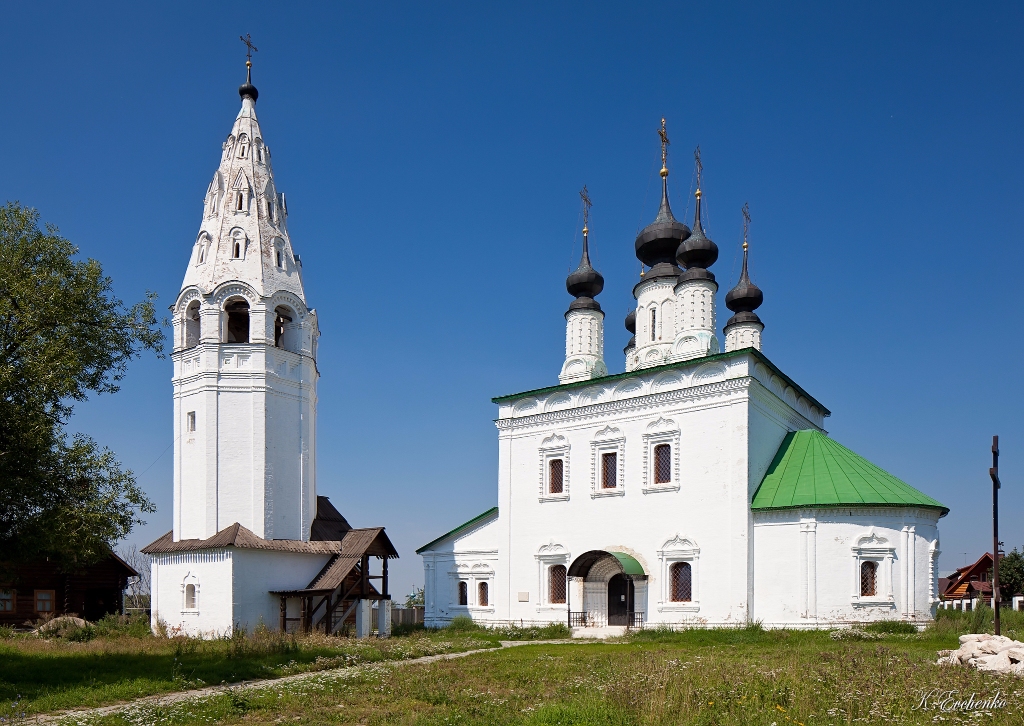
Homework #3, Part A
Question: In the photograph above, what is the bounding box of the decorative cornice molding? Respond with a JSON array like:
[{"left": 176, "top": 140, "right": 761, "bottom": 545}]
[{"left": 495, "top": 377, "right": 751, "bottom": 431}]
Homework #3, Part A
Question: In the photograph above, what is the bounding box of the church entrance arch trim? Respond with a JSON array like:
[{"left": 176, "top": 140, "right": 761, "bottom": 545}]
[
  {"left": 566, "top": 550, "right": 647, "bottom": 629},
  {"left": 567, "top": 550, "right": 647, "bottom": 580}
]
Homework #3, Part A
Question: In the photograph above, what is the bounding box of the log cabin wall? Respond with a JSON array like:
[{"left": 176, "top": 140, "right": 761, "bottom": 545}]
[{"left": 0, "top": 554, "right": 135, "bottom": 626}]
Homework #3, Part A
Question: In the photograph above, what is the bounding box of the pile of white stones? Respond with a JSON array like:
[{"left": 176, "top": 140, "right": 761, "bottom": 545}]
[{"left": 937, "top": 634, "right": 1024, "bottom": 675}]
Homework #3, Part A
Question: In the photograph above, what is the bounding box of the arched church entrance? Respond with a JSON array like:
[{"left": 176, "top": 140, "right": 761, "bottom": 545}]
[
  {"left": 607, "top": 573, "right": 634, "bottom": 626},
  {"left": 566, "top": 550, "right": 646, "bottom": 629}
]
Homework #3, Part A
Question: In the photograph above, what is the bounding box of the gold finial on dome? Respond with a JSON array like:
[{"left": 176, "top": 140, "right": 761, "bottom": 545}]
[{"left": 658, "top": 118, "right": 670, "bottom": 178}]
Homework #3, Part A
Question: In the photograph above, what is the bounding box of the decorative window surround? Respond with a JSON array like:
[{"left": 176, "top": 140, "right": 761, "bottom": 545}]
[
  {"left": 590, "top": 426, "right": 625, "bottom": 498},
  {"left": 657, "top": 535, "right": 700, "bottom": 613},
  {"left": 181, "top": 573, "right": 200, "bottom": 614},
  {"left": 535, "top": 542, "right": 570, "bottom": 609},
  {"left": 642, "top": 417, "right": 681, "bottom": 493},
  {"left": 538, "top": 434, "right": 570, "bottom": 502},
  {"left": 850, "top": 530, "right": 896, "bottom": 608},
  {"left": 449, "top": 563, "right": 495, "bottom": 612}
]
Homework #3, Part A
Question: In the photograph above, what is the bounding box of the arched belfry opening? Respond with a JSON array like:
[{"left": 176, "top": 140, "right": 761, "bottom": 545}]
[
  {"left": 274, "top": 305, "right": 299, "bottom": 351},
  {"left": 567, "top": 550, "right": 647, "bottom": 629},
  {"left": 225, "top": 298, "right": 250, "bottom": 343},
  {"left": 184, "top": 301, "right": 201, "bottom": 349}
]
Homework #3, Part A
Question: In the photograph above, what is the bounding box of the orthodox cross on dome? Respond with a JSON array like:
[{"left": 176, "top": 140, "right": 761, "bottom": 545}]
[
  {"left": 741, "top": 202, "right": 751, "bottom": 251},
  {"left": 658, "top": 118, "right": 670, "bottom": 177},
  {"left": 240, "top": 33, "right": 258, "bottom": 83},
  {"left": 693, "top": 145, "right": 703, "bottom": 196},
  {"left": 240, "top": 33, "right": 259, "bottom": 63},
  {"left": 579, "top": 185, "right": 592, "bottom": 236}
]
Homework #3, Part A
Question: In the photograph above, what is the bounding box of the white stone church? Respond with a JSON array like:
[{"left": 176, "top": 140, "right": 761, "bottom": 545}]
[
  {"left": 418, "top": 129, "right": 948, "bottom": 631},
  {"left": 144, "top": 64, "right": 397, "bottom": 637}
]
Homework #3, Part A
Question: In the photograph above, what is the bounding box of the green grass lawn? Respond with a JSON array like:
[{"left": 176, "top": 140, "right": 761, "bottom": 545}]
[
  {"left": 3, "top": 610, "right": 1023, "bottom": 725},
  {"left": 0, "top": 617, "right": 506, "bottom": 718}
]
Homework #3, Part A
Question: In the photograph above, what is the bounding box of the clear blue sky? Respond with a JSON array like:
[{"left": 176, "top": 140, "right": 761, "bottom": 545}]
[{"left": 2, "top": 2, "right": 1021, "bottom": 599}]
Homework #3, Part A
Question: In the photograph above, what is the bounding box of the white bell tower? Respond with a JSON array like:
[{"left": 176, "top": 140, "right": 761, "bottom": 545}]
[{"left": 169, "top": 61, "right": 319, "bottom": 543}]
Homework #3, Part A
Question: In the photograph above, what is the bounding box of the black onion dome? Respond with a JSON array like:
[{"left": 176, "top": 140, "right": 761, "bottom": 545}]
[
  {"left": 239, "top": 63, "right": 258, "bottom": 102},
  {"left": 724, "top": 245, "right": 764, "bottom": 328},
  {"left": 566, "top": 233, "right": 604, "bottom": 313},
  {"left": 635, "top": 176, "right": 690, "bottom": 280},
  {"left": 676, "top": 191, "right": 718, "bottom": 280},
  {"left": 623, "top": 309, "right": 636, "bottom": 354}
]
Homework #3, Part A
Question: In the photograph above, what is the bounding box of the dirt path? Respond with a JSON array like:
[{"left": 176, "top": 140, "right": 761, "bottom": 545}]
[{"left": 30, "top": 640, "right": 576, "bottom": 724}]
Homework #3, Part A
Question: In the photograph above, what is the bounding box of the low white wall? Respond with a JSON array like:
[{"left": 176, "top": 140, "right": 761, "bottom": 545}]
[{"left": 151, "top": 548, "right": 332, "bottom": 637}]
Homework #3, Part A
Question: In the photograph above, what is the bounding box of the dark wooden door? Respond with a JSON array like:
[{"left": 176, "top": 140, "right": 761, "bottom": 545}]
[{"left": 607, "top": 574, "right": 633, "bottom": 625}]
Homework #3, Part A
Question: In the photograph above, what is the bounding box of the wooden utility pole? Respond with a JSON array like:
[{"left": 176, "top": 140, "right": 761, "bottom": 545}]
[{"left": 990, "top": 435, "right": 1001, "bottom": 635}]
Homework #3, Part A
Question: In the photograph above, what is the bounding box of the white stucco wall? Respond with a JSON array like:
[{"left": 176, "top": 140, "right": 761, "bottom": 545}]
[
  {"left": 752, "top": 508, "right": 941, "bottom": 627},
  {"left": 422, "top": 513, "right": 500, "bottom": 628},
  {"left": 151, "top": 549, "right": 331, "bottom": 637}
]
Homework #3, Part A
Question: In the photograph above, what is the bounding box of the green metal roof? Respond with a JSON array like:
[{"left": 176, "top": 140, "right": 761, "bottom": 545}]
[
  {"left": 491, "top": 347, "right": 831, "bottom": 416},
  {"left": 751, "top": 430, "right": 948, "bottom": 516},
  {"left": 416, "top": 507, "right": 498, "bottom": 554},
  {"left": 608, "top": 551, "right": 646, "bottom": 576}
]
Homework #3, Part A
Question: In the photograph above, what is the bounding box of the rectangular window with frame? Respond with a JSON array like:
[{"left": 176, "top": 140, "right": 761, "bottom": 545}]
[
  {"left": 186, "top": 411, "right": 196, "bottom": 432},
  {"left": 35, "top": 590, "right": 54, "bottom": 614},
  {"left": 549, "top": 458, "right": 564, "bottom": 494},
  {"left": 549, "top": 565, "right": 567, "bottom": 604},
  {"left": 860, "top": 561, "right": 877, "bottom": 597},
  {"left": 654, "top": 444, "right": 672, "bottom": 484},
  {"left": 0, "top": 590, "right": 13, "bottom": 613},
  {"left": 601, "top": 452, "right": 618, "bottom": 489}
]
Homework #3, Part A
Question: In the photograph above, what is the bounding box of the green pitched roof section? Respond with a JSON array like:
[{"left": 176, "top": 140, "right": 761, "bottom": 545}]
[
  {"left": 608, "top": 552, "right": 646, "bottom": 576},
  {"left": 416, "top": 507, "right": 498, "bottom": 554},
  {"left": 751, "top": 430, "right": 948, "bottom": 516}
]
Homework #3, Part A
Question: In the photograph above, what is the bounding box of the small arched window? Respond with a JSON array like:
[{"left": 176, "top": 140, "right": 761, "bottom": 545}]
[
  {"left": 478, "top": 582, "right": 488, "bottom": 607},
  {"left": 861, "top": 561, "right": 877, "bottom": 597},
  {"left": 549, "top": 564, "right": 567, "bottom": 604},
  {"left": 650, "top": 308, "right": 657, "bottom": 341},
  {"left": 184, "top": 301, "right": 200, "bottom": 349},
  {"left": 276, "top": 250, "right": 283, "bottom": 268},
  {"left": 184, "top": 583, "right": 196, "bottom": 609},
  {"left": 458, "top": 581, "right": 468, "bottom": 606},
  {"left": 549, "top": 459, "right": 564, "bottom": 494},
  {"left": 237, "top": 133, "right": 249, "bottom": 158},
  {"left": 670, "top": 562, "right": 691, "bottom": 602},
  {"left": 654, "top": 444, "right": 672, "bottom": 484},
  {"left": 225, "top": 299, "right": 250, "bottom": 343},
  {"left": 236, "top": 192, "right": 244, "bottom": 211}
]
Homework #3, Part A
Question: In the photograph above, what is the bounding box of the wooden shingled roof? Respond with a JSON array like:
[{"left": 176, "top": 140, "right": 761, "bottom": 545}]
[
  {"left": 309, "top": 496, "right": 352, "bottom": 541},
  {"left": 142, "top": 523, "right": 345, "bottom": 555},
  {"left": 142, "top": 497, "right": 398, "bottom": 561}
]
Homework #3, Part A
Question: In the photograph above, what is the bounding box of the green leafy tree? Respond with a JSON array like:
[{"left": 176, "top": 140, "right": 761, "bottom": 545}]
[
  {"left": 0, "top": 201, "right": 163, "bottom": 570},
  {"left": 1000, "top": 547, "right": 1024, "bottom": 599}
]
